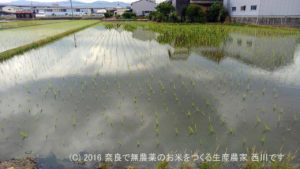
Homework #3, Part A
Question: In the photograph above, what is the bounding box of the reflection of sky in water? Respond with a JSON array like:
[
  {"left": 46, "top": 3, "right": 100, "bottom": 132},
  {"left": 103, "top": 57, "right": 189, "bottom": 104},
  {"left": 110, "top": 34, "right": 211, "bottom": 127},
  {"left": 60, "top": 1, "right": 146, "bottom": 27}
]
[{"left": 0, "top": 25, "right": 300, "bottom": 166}]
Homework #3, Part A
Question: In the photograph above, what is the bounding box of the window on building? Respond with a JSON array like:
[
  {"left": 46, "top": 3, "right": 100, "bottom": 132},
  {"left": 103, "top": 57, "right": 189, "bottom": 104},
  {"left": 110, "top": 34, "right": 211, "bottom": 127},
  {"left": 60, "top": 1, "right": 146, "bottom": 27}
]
[
  {"left": 232, "top": 7, "right": 236, "bottom": 12},
  {"left": 241, "top": 5, "right": 246, "bottom": 11},
  {"left": 76, "top": 9, "right": 80, "bottom": 12},
  {"left": 251, "top": 5, "right": 257, "bottom": 10}
]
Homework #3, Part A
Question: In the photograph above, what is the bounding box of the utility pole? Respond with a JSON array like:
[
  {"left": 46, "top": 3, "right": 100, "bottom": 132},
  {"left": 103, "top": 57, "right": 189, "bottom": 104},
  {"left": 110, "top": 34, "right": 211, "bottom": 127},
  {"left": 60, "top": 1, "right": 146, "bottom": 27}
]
[{"left": 70, "top": 0, "right": 74, "bottom": 19}]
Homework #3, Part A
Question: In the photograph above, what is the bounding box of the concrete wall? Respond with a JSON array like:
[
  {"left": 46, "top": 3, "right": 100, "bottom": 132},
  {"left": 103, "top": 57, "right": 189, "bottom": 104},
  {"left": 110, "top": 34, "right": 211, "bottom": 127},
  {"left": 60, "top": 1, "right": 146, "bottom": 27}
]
[
  {"left": 230, "top": 16, "right": 300, "bottom": 27},
  {"left": 132, "top": 0, "right": 156, "bottom": 16}
]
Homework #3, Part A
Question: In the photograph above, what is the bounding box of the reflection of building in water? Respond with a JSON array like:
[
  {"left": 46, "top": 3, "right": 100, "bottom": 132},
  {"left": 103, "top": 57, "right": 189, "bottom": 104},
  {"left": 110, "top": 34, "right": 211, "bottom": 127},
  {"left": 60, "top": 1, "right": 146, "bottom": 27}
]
[
  {"left": 132, "top": 27, "right": 157, "bottom": 41},
  {"left": 168, "top": 48, "right": 190, "bottom": 60},
  {"left": 221, "top": 33, "right": 298, "bottom": 71}
]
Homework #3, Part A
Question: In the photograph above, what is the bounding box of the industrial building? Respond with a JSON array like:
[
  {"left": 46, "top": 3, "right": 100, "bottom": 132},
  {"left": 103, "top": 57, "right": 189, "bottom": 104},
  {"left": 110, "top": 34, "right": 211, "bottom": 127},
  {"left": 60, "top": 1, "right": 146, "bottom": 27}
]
[
  {"left": 223, "top": 0, "right": 300, "bottom": 26},
  {"left": 0, "top": 4, "right": 116, "bottom": 18}
]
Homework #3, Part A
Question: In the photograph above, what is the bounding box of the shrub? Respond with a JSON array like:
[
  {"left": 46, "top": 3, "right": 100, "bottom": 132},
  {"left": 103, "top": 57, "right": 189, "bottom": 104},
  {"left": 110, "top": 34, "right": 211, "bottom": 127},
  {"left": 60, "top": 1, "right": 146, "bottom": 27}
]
[
  {"left": 104, "top": 11, "right": 113, "bottom": 18},
  {"left": 206, "top": 2, "right": 228, "bottom": 22},
  {"left": 169, "top": 12, "right": 180, "bottom": 22},
  {"left": 186, "top": 4, "right": 206, "bottom": 23},
  {"left": 122, "top": 11, "right": 137, "bottom": 19},
  {"left": 155, "top": 12, "right": 168, "bottom": 22},
  {"left": 148, "top": 11, "right": 157, "bottom": 20}
]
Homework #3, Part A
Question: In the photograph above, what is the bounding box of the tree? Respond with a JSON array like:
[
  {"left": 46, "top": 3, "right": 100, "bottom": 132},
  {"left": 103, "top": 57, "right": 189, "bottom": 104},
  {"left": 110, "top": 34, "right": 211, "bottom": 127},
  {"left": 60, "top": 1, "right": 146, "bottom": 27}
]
[
  {"left": 156, "top": 2, "right": 175, "bottom": 17},
  {"left": 186, "top": 4, "right": 206, "bottom": 23},
  {"left": 206, "top": 2, "right": 228, "bottom": 22}
]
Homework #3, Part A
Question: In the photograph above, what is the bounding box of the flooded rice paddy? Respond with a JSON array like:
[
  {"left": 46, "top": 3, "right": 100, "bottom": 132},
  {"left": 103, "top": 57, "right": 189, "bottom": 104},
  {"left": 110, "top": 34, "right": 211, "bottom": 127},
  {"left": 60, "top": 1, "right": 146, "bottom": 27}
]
[
  {"left": 0, "top": 20, "right": 96, "bottom": 53},
  {"left": 0, "top": 23, "right": 299, "bottom": 168}
]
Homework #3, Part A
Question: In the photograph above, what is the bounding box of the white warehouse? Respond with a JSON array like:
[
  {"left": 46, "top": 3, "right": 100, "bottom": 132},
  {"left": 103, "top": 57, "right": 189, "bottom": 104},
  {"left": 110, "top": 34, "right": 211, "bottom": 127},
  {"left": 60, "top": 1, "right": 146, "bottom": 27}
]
[
  {"left": 223, "top": 0, "right": 300, "bottom": 26},
  {"left": 131, "top": 0, "right": 156, "bottom": 16}
]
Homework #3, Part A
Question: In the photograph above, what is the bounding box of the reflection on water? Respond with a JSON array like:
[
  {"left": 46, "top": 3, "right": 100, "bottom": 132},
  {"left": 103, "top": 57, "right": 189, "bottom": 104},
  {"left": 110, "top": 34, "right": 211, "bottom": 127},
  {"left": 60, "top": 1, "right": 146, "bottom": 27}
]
[{"left": 0, "top": 24, "right": 300, "bottom": 168}]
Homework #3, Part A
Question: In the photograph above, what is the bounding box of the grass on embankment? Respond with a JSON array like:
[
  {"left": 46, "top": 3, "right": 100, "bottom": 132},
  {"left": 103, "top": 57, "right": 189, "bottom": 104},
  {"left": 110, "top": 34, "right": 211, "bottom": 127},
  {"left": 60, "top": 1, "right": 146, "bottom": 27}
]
[
  {"left": 0, "top": 20, "right": 69, "bottom": 30},
  {"left": 0, "top": 20, "right": 100, "bottom": 62}
]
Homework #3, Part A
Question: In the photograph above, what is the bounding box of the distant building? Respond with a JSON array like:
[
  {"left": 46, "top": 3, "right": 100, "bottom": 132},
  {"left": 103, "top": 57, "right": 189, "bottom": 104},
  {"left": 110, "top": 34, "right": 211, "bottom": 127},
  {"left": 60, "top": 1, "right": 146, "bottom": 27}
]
[
  {"left": 0, "top": 4, "right": 113, "bottom": 18},
  {"left": 114, "top": 5, "right": 129, "bottom": 16},
  {"left": 16, "top": 11, "right": 36, "bottom": 19},
  {"left": 1, "top": 6, "right": 22, "bottom": 14},
  {"left": 131, "top": 0, "right": 156, "bottom": 16},
  {"left": 223, "top": 0, "right": 300, "bottom": 26}
]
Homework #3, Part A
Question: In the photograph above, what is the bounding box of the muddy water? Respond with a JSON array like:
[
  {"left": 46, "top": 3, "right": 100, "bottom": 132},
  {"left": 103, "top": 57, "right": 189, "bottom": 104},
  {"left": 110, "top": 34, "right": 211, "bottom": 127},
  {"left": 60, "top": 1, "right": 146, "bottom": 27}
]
[{"left": 0, "top": 24, "right": 299, "bottom": 168}]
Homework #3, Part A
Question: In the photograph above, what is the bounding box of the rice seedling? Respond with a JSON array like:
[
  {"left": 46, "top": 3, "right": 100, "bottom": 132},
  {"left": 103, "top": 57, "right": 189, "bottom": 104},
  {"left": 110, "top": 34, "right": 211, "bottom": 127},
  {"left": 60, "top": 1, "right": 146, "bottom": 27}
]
[
  {"left": 155, "top": 119, "right": 159, "bottom": 127},
  {"left": 181, "top": 81, "right": 185, "bottom": 87},
  {"left": 69, "top": 87, "right": 72, "bottom": 96},
  {"left": 256, "top": 115, "right": 261, "bottom": 124},
  {"left": 246, "top": 84, "right": 250, "bottom": 91},
  {"left": 273, "top": 104, "right": 277, "bottom": 111},
  {"left": 190, "top": 77, "right": 196, "bottom": 88},
  {"left": 206, "top": 99, "right": 210, "bottom": 106},
  {"left": 187, "top": 111, "right": 191, "bottom": 118},
  {"left": 243, "top": 136, "right": 247, "bottom": 145},
  {"left": 262, "top": 88, "right": 266, "bottom": 95},
  {"left": 35, "top": 114, "right": 40, "bottom": 121},
  {"left": 294, "top": 114, "right": 297, "bottom": 121},
  {"left": 189, "top": 126, "right": 194, "bottom": 135},
  {"left": 26, "top": 85, "right": 30, "bottom": 93},
  {"left": 137, "top": 140, "right": 140, "bottom": 147},
  {"left": 261, "top": 135, "right": 266, "bottom": 145},
  {"left": 52, "top": 88, "right": 57, "bottom": 99},
  {"left": 72, "top": 118, "right": 76, "bottom": 127},
  {"left": 155, "top": 138, "right": 160, "bottom": 147},
  {"left": 242, "top": 93, "right": 247, "bottom": 101},
  {"left": 20, "top": 131, "right": 28, "bottom": 139},
  {"left": 175, "top": 127, "right": 178, "bottom": 135},
  {"left": 209, "top": 125, "right": 215, "bottom": 134},
  {"left": 54, "top": 118, "right": 57, "bottom": 128},
  {"left": 278, "top": 113, "right": 281, "bottom": 122},
  {"left": 279, "top": 108, "right": 284, "bottom": 114},
  {"left": 221, "top": 118, "right": 226, "bottom": 124},
  {"left": 263, "top": 122, "right": 270, "bottom": 132},
  {"left": 155, "top": 128, "right": 159, "bottom": 136},
  {"left": 228, "top": 127, "right": 233, "bottom": 134},
  {"left": 156, "top": 160, "right": 168, "bottom": 169},
  {"left": 159, "top": 80, "right": 165, "bottom": 92}
]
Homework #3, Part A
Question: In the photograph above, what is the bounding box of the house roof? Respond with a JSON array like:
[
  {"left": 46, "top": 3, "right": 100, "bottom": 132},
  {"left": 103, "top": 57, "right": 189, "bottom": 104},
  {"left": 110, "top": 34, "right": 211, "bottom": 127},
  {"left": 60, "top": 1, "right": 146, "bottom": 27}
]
[
  {"left": 16, "top": 11, "right": 33, "bottom": 14},
  {"left": 131, "top": 0, "right": 156, "bottom": 5}
]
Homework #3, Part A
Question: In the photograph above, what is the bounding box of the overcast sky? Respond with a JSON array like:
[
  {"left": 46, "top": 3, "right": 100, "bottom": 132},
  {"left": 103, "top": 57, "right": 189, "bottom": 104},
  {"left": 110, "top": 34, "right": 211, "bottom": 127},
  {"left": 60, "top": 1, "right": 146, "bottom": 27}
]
[{"left": 0, "top": 0, "right": 158, "bottom": 4}]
